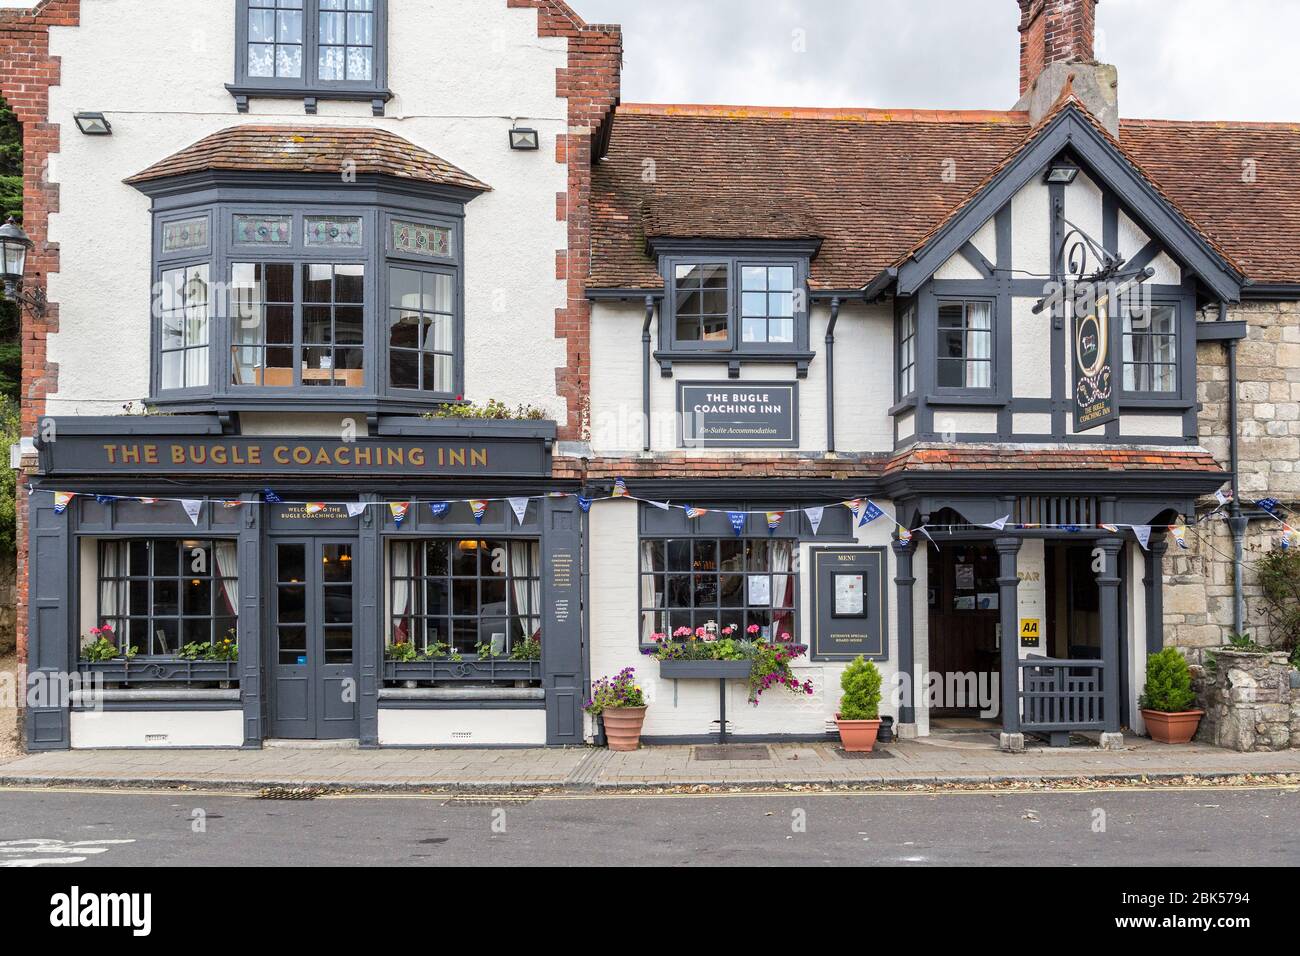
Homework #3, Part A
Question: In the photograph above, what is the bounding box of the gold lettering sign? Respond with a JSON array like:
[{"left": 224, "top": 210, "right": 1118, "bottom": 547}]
[{"left": 98, "top": 441, "right": 491, "bottom": 473}]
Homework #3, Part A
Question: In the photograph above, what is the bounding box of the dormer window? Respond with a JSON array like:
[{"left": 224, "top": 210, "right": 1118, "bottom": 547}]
[
  {"left": 231, "top": 0, "right": 390, "bottom": 115},
  {"left": 128, "top": 126, "right": 489, "bottom": 414}
]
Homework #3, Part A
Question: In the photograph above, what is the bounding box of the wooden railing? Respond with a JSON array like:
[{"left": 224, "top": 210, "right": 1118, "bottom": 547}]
[{"left": 1018, "top": 658, "right": 1105, "bottom": 732}]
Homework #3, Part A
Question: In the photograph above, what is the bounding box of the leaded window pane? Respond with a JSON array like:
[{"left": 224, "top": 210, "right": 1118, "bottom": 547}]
[{"left": 158, "top": 264, "right": 209, "bottom": 390}]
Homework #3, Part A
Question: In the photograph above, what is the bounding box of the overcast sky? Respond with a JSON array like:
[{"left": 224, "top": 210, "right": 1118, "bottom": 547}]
[{"left": 573, "top": 0, "right": 1299, "bottom": 122}]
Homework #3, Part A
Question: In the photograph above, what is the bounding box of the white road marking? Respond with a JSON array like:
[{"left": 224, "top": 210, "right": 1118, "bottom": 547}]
[{"left": 0, "top": 838, "right": 135, "bottom": 867}]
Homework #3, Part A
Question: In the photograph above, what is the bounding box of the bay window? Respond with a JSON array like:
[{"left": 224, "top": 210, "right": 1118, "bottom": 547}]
[
  {"left": 97, "top": 539, "right": 239, "bottom": 657},
  {"left": 389, "top": 539, "right": 542, "bottom": 656},
  {"left": 157, "top": 264, "right": 211, "bottom": 391}
]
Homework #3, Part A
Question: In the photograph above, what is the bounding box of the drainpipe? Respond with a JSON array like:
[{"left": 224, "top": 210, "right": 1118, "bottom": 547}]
[
  {"left": 1222, "top": 300, "right": 1247, "bottom": 636},
  {"left": 642, "top": 295, "right": 654, "bottom": 453},
  {"left": 825, "top": 296, "right": 841, "bottom": 453}
]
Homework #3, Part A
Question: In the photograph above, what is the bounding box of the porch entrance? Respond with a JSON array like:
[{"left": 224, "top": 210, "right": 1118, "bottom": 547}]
[
  {"left": 268, "top": 538, "right": 360, "bottom": 740},
  {"left": 927, "top": 543, "right": 999, "bottom": 717}
]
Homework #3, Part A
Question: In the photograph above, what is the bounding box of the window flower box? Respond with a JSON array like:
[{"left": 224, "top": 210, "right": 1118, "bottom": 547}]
[
  {"left": 658, "top": 659, "right": 753, "bottom": 680},
  {"left": 78, "top": 659, "right": 240, "bottom": 686},
  {"left": 383, "top": 658, "right": 542, "bottom": 684}
]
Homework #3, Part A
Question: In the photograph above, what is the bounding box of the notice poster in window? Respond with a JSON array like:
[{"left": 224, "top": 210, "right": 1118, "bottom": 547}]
[
  {"left": 833, "top": 573, "right": 865, "bottom": 618},
  {"left": 977, "top": 592, "right": 999, "bottom": 611},
  {"left": 955, "top": 564, "right": 975, "bottom": 590},
  {"left": 747, "top": 575, "right": 771, "bottom": 606}
]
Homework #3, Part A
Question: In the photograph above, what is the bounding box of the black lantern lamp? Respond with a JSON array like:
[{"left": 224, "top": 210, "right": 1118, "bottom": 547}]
[{"left": 0, "top": 217, "right": 47, "bottom": 316}]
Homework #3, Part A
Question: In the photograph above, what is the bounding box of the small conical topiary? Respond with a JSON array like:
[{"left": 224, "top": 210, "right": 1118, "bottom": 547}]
[
  {"left": 838, "top": 655, "right": 882, "bottom": 720},
  {"left": 1140, "top": 647, "right": 1197, "bottom": 713}
]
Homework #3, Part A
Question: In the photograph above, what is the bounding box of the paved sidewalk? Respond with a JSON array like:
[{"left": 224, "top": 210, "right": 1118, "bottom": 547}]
[{"left": 1, "top": 733, "right": 1298, "bottom": 792}]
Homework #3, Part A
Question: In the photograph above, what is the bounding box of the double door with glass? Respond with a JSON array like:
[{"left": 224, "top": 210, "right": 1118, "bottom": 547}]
[{"left": 269, "top": 538, "right": 359, "bottom": 739}]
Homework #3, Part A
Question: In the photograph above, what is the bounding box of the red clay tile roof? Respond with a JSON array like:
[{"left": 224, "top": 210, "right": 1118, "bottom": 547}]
[
  {"left": 643, "top": 198, "right": 823, "bottom": 245},
  {"left": 885, "top": 445, "right": 1225, "bottom": 474},
  {"left": 593, "top": 105, "right": 1030, "bottom": 290},
  {"left": 125, "top": 126, "right": 490, "bottom": 192},
  {"left": 554, "top": 446, "right": 1224, "bottom": 481},
  {"left": 591, "top": 103, "right": 1300, "bottom": 289}
]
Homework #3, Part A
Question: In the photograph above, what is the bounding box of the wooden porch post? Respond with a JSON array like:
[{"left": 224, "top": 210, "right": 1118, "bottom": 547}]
[
  {"left": 995, "top": 536, "right": 1022, "bottom": 737},
  {"left": 1097, "top": 536, "right": 1124, "bottom": 735},
  {"left": 893, "top": 537, "right": 917, "bottom": 726}
]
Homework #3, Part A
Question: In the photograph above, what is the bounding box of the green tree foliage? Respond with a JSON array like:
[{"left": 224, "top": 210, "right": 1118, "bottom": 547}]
[
  {"left": 1140, "top": 647, "right": 1197, "bottom": 713},
  {"left": 0, "top": 98, "right": 21, "bottom": 402},
  {"left": 0, "top": 398, "right": 17, "bottom": 552},
  {"left": 838, "top": 655, "right": 882, "bottom": 720},
  {"left": 1256, "top": 546, "right": 1300, "bottom": 655}
]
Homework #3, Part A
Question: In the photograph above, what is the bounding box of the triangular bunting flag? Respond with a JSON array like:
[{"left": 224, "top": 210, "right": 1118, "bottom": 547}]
[
  {"left": 897, "top": 527, "right": 913, "bottom": 545},
  {"left": 1281, "top": 524, "right": 1297, "bottom": 549},
  {"left": 576, "top": 496, "right": 593, "bottom": 514},
  {"left": 612, "top": 477, "right": 630, "bottom": 498},
  {"left": 1132, "top": 525, "right": 1152, "bottom": 550},
  {"left": 53, "top": 491, "right": 75, "bottom": 515},
  {"left": 727, "top": 511, "right": 747, "bottom": 537},
  {"left": 389, "top": 501, "right": 411, "bottom": 526},
  {"left": 136, "top": 497, "right": 160, "bottom": 505},
  {"left": 804, "top": 506, "right": 824, "bottom": 536},
  {"left": 181, "top": 499, "right": 204, "bottom": 526},
  {"left": 305, "top": 502, "right": 327, "bottom": 515},
  {"left": 981, "top": 515, "right": 1011, "bottom": 532},
  {"left": 859, "top": 500, "right": 884, "bottom": 527},
  {"left": 1170, "top": 524, "right": 1189, "bottom": 549},
  {"left": 685, "top": 505, "right": 708, "bottom": 520},
  {"left": 766, "top": 511, "right": 785, "bottom": 535},
  {"left": 842, "top": 499, "right": 864, "bottom": 523},
  {"left": 1100, "top": 523, "right": 1120, "bottom": 533},
  {"left": 429, "top": 502, "right": 450, "bottom": 519},
  {"left": 470, "top": 500, "right": 489, "bottom": 524},
  {"left": 222, "top": 500, "right": 244, "bottom": 509},
  {"left": 263, "top": 488, "right": 283, "bottom": 504},
  {"left": 345, "top": 503, "right": 368, "bottom": 518},
  {"left": 1256, "top": 498, "right": 1281, "bottom": 519},
  {"left": 94, "top": 495, "right": 119, "bottom": 505},
  {"left": 1215, "top": 489, "right": 1234, "bottom": 507},
  {"left": 648, "top": 500, "right": 671, "bottom": 511},
  {"left": 508, "top": 497, "right": 530, "bottom": 526}
]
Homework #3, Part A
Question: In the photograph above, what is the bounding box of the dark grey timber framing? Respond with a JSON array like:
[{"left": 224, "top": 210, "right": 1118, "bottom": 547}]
[
  {"left": 642, "top": 296, "right": 655, "bottom": 452},
  {"left": 889, "top": 104, "right": 1244, "bottom": 303},
  {"left": 541, "top": 495, "right": 584, "bottom": 744},
  {"left": 133, "top": 170, "right": 485, "bottom": 418},
  {"left": 825, "top": 296, "right": 842, "bottom": 452},
  {"left": 357, "top": 493, "right": 382, "bottom": 747},
  {"left": 229, "top": 0, "right": 392, "bottom": 115}
]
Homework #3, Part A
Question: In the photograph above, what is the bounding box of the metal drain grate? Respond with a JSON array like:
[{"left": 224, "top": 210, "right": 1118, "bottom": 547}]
[
  {"left": 693, "top": 744, "right": 772, "bottom": 762},
  {"left": 256, "top": 786, "right": 329, "bottom": 800},
  {"left": 442, "top": 794, "right": 536, "bottom": 807},
  {"left": 834, "top": 747, "right": 895, "bottom": 760}
]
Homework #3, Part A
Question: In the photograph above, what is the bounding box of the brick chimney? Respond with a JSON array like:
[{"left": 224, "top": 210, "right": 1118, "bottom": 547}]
[{"left": 1014, "top": 0, "right": 1118, "bottom": 134}]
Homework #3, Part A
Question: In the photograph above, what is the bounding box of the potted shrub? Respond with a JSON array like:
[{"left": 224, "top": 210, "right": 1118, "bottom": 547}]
[
  {"left": 835, "top": 655, "right": 883, "bottom": 752},
  {"left": 1140, "top": 647, "right": 1204, "bottom": 744},
  {"left": 584, "top": 667, "right": 647, "bottom": 751}
]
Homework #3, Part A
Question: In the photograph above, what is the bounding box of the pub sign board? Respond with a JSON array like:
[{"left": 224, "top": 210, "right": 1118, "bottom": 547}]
[
  {"left": 809, "top": 547, "right": 888, "bottom": 661},
  {"left": 678, "top": 381, "right": 798, "bottom": 449},
  {"left": 1072, "top": 289, "right": 1117, "bottom": 432},
  {"left": 40, "top": 435, "right": 550, "bottom": 478}
]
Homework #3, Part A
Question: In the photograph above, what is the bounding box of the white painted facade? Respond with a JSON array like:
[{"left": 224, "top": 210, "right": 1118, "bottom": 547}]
[
  {"left": 70, "top": 709, "right": 244, "bottom": 748},
  {"left": 377, "top": 707, "right": 547, "bottom": 746},
  {"left": 42, "top": 0, "right": 572, "bottom": 424}
]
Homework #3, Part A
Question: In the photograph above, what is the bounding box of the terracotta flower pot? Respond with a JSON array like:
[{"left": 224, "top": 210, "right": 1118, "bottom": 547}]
[
  {"left": 1141, "top": 708, "right": 1204, "bottom": 744},
  {"left": 835, "top": 715, "right": 882, "bottom": 753},
  {"left": 601, "top": 706, "right": 647, "bottom": 751}
]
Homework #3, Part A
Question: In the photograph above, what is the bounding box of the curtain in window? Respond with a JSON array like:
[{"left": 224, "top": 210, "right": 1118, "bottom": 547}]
[
  {"left": 98, "top": 541, "right": 124, "bottom": 625},
  {"left": 508, "top": 541, "right": 541, "bottom": 644},
  {"left": 640, "top": 540, "right": 660, "bottom": 642},
  {"left": 967, "top": 302, "right": 992, "bottom": 388},
  {"left": 214, "top": 541, "right": 239, "bottom": 618},
  {"left": 390, "top": 541, "right": 411, "bottom": 646},
  {"left": 770, "top": 539, "right": 794, "bottom": 641}
]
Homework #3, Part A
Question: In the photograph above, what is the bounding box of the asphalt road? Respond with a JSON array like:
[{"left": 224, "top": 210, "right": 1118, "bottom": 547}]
[{"left": 0, "top": 785, "right": 1296, "bottom": 867}]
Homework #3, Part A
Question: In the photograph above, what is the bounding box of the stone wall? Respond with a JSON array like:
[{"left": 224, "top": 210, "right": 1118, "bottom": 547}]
[
  {"left": 1163, "top": 300, "right": 1300, "bottom": 659},
  {"left": 1196, "top": 649, "right": 1294, "bottom": 752}
]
